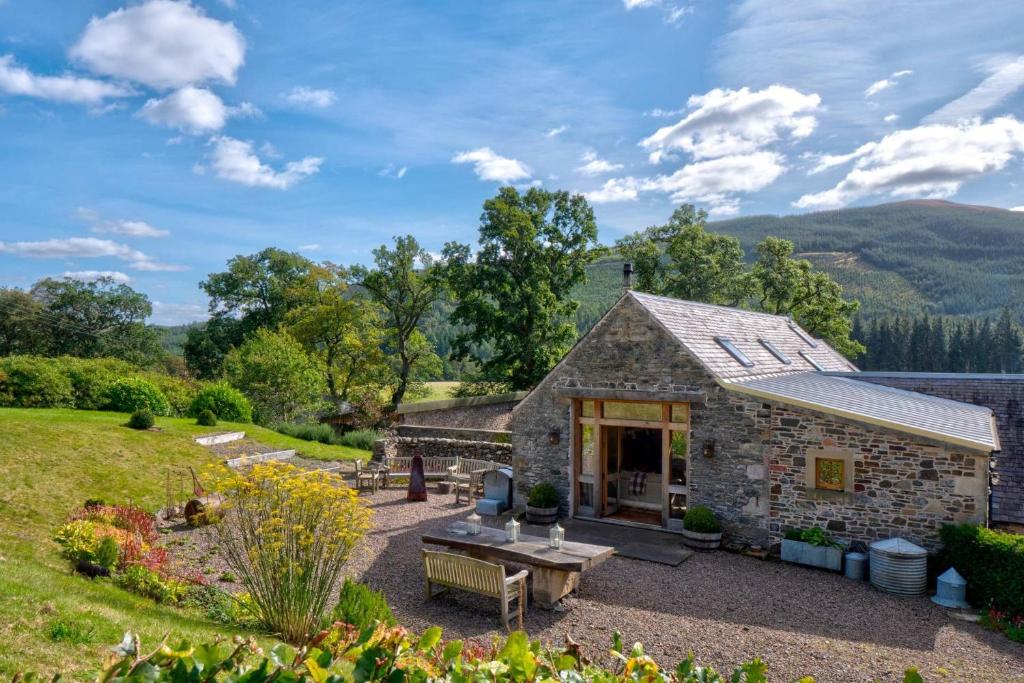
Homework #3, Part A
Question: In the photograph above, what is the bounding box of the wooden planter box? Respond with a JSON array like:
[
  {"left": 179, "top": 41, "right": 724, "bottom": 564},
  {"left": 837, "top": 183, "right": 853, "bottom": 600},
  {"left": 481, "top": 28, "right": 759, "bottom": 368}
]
[
  {"left": 781, "top": 539, "right": 843, "bottom": 572},
  {"left": 680, "top": 528, "right": 722, "bottom": 550},
  {"left": 525, "top": 504, "right": 558, "bottom": 524}
]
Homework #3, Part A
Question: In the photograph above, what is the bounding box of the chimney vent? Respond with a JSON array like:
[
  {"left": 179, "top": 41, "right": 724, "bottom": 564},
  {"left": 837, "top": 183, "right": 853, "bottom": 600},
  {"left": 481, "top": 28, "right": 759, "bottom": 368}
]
[{"left": 622, "top": 262, "right": 633, "bottom": 290}]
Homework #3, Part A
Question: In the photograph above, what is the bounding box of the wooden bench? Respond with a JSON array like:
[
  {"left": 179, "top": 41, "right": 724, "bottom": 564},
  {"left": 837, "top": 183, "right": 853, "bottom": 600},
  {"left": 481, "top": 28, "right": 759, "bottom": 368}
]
[
  {"left": 379, "top": 455, "right": 458, "bottom": 480},
  {"left": 422, "top": 549, "right": 528, "bottom": 630},
  {"left": 448, "top": 457, "right": 501, "bottom": 504},
  {"left": 354, "top": 459, "right": 389, "bottom": 493}
]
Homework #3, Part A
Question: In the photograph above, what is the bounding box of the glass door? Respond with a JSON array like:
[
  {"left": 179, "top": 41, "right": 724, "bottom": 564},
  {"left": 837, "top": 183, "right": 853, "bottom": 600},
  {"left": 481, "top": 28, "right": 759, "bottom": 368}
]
[{"left": 601, "top": 426, "right": 621, "bottom": 516}]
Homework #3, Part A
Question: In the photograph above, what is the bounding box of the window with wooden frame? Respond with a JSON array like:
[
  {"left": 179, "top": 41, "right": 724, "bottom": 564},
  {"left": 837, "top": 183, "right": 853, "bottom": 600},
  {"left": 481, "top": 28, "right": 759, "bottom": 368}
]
[{"left": 815, "top": 457, "right": 845, "bottom": 491}]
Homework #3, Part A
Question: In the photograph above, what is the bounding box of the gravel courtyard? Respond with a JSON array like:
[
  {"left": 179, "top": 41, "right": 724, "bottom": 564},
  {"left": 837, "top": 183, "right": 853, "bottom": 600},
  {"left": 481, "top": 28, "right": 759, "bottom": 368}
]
[{"left": 344, "top": 487, "right": 1024, "bottom": 683}]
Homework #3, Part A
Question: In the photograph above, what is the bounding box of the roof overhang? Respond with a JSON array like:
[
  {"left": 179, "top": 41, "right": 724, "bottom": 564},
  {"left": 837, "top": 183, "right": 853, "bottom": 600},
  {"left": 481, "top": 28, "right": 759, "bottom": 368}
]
[{"left": 723, "top": 379, "right": 997, "bottom": 454}]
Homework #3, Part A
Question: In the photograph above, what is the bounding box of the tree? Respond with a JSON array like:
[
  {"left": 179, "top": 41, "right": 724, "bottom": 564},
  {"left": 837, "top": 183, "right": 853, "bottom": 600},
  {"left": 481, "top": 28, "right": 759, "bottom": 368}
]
[
  {"left": 993, "top": 307, "right": 1023, "bottom": 373},
  {"left": 616, "top": 205, "right": 750, "bottom": 305},
  {"left": 0, "top": 288, "right": 46, "bottom": 355},
  {"left": 749, "top": 237, "right": 864, "bottom": 358},
  {"left": 26, "top": 277, "right": 162, "bottom": 364},
  {"left": 189, "top": 248, "right": 317, "bottom": 377},
  {"left": 443, "top": 187, "right": 603, "bottom": 390},
  {"left": 286, "top": 264, "right": 392, "bottom": 407},
  {"left": 223, "top": 328, "right": 326, "bottom": 424},
  {"left": 353, "top": 235, "right": 442, "bottom": 412}
]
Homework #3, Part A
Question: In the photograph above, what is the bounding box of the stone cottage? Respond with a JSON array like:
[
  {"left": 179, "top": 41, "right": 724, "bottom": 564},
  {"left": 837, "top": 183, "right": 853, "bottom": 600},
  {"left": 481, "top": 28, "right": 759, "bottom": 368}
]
[{"left": 509, "top": 290, "right": 998, "bottom": 551}]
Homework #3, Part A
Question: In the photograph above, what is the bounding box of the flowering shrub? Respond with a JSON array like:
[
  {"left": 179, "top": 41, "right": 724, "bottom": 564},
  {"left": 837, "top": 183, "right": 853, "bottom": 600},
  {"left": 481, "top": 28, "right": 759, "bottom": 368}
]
[
  {"left": 27, "top": 626, "right": 930, "bottom": 682},
  {"left": 209, "top": 461, "right": 371, "bottom": 643},
  {"left": 982, "top": 608, "right": 1024, "bottom": 643}
]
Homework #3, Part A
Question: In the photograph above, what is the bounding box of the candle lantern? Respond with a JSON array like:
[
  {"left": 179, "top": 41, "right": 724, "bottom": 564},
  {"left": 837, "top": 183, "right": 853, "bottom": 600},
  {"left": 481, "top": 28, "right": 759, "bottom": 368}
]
[
  {"left": 504, "top": 517, "right": 521, "bottom": 542},
  {"left": 466, "top": 512, "right": 482, "bottom": 535},
  {"left": 549, "top": 522, "right": 564, "bottom": 549}
]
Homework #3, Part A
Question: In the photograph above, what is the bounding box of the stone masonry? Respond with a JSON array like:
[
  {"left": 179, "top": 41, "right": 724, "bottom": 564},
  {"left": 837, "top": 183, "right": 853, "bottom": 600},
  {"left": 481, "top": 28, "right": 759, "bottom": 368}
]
[
  {"left": 373, "top": 435, "right": 513, "bottom": 466},
  {"left": 768, "top": 404, "right": 988, "bottom": 552},
  {"left": 510, "top": 294, "right": 773, "bottom": 546}
]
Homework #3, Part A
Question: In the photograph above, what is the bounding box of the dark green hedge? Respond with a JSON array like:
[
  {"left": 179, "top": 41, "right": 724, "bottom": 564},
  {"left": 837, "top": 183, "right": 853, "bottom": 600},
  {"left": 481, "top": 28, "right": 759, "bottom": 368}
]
[{"left": 940, "top": 523, "right": 1024, "bottom": 616}]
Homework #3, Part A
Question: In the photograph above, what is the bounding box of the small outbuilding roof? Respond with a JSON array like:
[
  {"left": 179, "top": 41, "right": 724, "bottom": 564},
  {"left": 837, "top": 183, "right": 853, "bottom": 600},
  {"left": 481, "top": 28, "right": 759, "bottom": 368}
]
[
  {"left": 629, "top": 291, "right": 856, "bottom": 381},
  {"left": 728, "top": 372, "right": 999, "bottom": 453}
]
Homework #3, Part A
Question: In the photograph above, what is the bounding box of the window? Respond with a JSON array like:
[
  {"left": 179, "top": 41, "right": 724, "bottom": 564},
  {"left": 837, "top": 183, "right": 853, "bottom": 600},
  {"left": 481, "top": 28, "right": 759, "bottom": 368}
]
[
  {"left": 800, "top": 350, "right": 825, "bottom": 371},
  {"left": 815, "top": 458, "right": 845, "bottom": 491},
  {"left": 789, "top": 322, "right": 819, "bottom": 348},
  {"left": 759, "top": 338, "right": 792, "bottom": 364},
  {"left": 670, "top": 403, "right": 689, "bottom": 423},
  {"left": 581, "top": 400, "right": 596, "bottom": 417},
  {"left": 715, "top": 336, "right": 755, "bottom": 367},
  {"left": 602, "top": 401, "right": 662, "bottom": 421}
]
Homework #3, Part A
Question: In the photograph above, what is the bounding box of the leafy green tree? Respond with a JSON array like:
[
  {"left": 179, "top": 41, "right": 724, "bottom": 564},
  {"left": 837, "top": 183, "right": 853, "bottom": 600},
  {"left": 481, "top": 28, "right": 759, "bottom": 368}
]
[
  {"left": 994, "top": 307, "right": 1023, "bottom": 373},
  {"left": 223, "top": 328, "right": 326, "bottom": 424},
  {"left": 352, "top": 236, "right": 442, "bottom": 412},
  {"left": 188, "top": 248, "right": 317, "bottom": 377},
  {"left": 442, "top": 187, "right": 603, "bottom": 390},
  {"left": 750, "top": 237, "right": 864, "bottom": 358},
  {"left": 0, "top": 288, "right": 46, "bottom": 355},
  {"left": 26, "top": 277, "right": 162, "bottom": 364},
  {"left": 286, "top": 264, "right": 392, "bottom": 407},
  {"left": 617, "top": 205, "right": 750, "bottom": 305}
]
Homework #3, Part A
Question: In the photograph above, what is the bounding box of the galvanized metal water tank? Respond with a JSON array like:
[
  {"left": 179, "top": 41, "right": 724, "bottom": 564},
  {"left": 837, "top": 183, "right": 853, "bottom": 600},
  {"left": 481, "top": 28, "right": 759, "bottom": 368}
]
[{"left": 869, "top": 537, "right": 927, "bottom": 596}]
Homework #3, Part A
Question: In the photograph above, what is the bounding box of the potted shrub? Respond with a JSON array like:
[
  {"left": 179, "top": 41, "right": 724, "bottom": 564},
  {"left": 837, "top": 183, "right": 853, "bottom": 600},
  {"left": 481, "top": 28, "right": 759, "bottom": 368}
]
[
  {"left": 781, "top": 527, "right": 844, "bottom": 571},
  {"left": 525, "top": 482, "right": 560, "bottom": 524},
  {"left": 681, "top": 506, "right": 722, "bottom": 550}
]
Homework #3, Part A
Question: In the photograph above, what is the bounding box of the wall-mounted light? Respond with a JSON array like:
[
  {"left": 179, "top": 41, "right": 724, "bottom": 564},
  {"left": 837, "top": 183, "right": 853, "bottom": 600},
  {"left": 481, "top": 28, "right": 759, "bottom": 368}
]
[
  {"left": 703, "top": 439, "right": 716, "bottom": 458},
  {"left": 548, "top": 429, "right": 561, "bottom": 445}
]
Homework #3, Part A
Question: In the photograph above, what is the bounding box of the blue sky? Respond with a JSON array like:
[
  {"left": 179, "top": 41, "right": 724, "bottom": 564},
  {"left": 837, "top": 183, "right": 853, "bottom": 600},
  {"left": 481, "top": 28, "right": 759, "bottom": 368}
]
[{"left": 2, "top": 1, "right": 1024, "bottom": 324}]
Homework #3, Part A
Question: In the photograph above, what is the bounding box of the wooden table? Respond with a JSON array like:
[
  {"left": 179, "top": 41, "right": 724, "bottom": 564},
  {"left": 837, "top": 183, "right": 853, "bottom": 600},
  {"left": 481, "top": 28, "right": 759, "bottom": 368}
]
[{"left": 422, "top": 523, "right": 614, "bottom": 609}]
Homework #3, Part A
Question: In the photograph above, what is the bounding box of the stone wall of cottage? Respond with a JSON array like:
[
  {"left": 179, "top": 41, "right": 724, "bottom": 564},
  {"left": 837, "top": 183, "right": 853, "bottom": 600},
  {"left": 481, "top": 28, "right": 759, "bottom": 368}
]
[
  {"left": 768, "top": 404, "right": 988, "bottom": 551},
  {"left": 372, "top": 435, "right": 513, "bottom": 465},
  {"left": 510, "top": 294, "right": 773, "bottom": 545}
]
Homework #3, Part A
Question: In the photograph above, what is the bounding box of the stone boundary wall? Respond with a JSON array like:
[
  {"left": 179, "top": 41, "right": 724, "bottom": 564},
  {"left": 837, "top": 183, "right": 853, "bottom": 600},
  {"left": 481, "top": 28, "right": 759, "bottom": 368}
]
[
  {"left": 831, "top": 372, "right": 1023, "bottom": 526},
  {"left": 372, "top": 435, "right": 513, "bottom": 466},
  {"left": 395, "top": 424, "right": 511, "bottom": 443}
]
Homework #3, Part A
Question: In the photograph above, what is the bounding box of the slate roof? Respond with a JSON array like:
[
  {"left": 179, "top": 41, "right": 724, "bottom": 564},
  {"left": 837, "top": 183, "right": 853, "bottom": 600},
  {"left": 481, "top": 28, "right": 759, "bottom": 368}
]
[
  {"left": 629, "top": 291, "right": 856, "bottom": 380},
  {"left": 729, "top": 372, "right": 999, "bottom": 453}
]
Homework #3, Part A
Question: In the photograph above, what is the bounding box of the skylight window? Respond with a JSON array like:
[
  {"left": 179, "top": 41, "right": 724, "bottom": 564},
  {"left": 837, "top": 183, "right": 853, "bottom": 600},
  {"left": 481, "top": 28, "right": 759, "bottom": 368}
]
[
  {"left": 800, "top": 350, "right": 825, "bottom": 371},
  {"left": 715, "top": 336, "right": 755, "bottom": 368},
  {"left": 789, "top": 322, "right": 818, "bottom": 348},
  {"left": 759, "top": 338, "right": 792, "bottom": 365}
]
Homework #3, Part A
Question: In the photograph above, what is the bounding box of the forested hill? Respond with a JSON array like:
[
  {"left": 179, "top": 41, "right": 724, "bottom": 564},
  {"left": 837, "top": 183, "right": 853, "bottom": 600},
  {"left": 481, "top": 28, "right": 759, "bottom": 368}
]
[{"left": 572, "top": 200, "right": 1024, "bottom": 330}]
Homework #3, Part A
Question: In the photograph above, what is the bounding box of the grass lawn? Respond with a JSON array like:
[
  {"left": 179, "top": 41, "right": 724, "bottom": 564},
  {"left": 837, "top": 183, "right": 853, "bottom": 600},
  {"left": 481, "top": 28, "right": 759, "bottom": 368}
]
[
  {"left": 409, "top": 381, "right": 460, "bottom": 403},
  {"left": 0, "top": 408, "right": 369, "bottom": 679}
]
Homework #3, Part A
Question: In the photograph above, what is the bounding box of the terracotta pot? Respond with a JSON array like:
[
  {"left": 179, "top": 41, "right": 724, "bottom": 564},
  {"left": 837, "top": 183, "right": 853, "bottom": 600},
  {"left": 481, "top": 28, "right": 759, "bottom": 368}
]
[
  {"left": 681, "top": 527, "right": 722, "bottom": 550},
  {"left": 525, "top": 504, "right": 558, "bottom": 524}
]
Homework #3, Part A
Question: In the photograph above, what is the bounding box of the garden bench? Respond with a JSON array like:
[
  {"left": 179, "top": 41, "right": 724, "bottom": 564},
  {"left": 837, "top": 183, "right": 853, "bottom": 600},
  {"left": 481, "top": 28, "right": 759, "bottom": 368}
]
[
  {"left": 379, "top": 455, "right": 459, "bottom": 480},
  {"left": 422, "top": 549, "right": 528, "bottom": 631},
  {"left": 447, "top": 457, "right": 501, "bottom": 505}
]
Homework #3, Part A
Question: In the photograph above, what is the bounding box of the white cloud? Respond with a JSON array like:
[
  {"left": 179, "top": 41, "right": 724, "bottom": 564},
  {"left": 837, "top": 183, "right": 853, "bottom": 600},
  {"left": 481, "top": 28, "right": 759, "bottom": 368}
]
[
  {"left": 61, "top": 270, "right": 132, "bottom": 284},
  {"left": 865, "top": 69, "right": 913, "bottom": 98},
  {"left": 640, "top": 86, "right": 820, "bottom": 162},
  {"left": 138, "top": 87, "right": 259, "bottom": 133},
  {"left": 205, "top": 136, "right": 324, "bottom": 189},
  {"left": 623, "top": 0, "right": 659, "bottom": 7},
  {"left": 70, "top": 0, "right": 245, "bottom": 90},
  {"left": 643, "top": 106, "right": 685, "bottom": 118},
  {"left": 806, "top": 141, "right": 878, "bottom": 175},
  {"left": 283, "top": 86, "right": 337, "bottom": 109},
  {"left": 1010, "top": 206, "right": 1024, "bottom": 212},
  {"left": 93, "top": 219, "right": 169, "bottom": 238},
  {"left": 151, "top": 301, "right": 208, "bottom": 325},
  {"left": 925, "top": 56, "right": 1024, "bottom": 124},
  {"left": 588, "top": 152, "right": 784, "bottom": 214},
  {"left": 884, "top": 113, "right": 900, "bottom": 123},
  {"left": 379, "top": 163, "right": 407, "bottom": 179},
  {"left": 132, "top": 260, "right": 189, "bottom": 272},
  {"left": 0, "top": 236, "right": 185, "bottom": 271},
  {"left": 544, "top": 124, "right": 570, "bottom": 138},
  {"left": 575, "top": 150, "right": 623, "bottom": 176},
  {"left": 298, "top": 243, "right": 320, "bottom": 252},
  {"left": 795, "top": 117, "right": 1024, "bottom": 210},
  {"left": 451, "top": 147, "right": 532, "bottom": 183},
  {"left": 0, "top": 54, "right": 132, "bottom": 104}
]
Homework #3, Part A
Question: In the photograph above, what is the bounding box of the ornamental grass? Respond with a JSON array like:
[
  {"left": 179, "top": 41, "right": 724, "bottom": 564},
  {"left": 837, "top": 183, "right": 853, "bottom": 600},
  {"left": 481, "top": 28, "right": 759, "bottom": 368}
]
[{"left": 210, "top": 461, "right": 372, "bottom": 644}]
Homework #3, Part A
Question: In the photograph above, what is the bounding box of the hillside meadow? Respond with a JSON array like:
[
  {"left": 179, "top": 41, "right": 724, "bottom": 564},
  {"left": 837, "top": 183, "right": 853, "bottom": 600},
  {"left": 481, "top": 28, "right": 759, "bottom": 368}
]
[{"left": 0, "top": 408, "right": 368, "bottom": 679}]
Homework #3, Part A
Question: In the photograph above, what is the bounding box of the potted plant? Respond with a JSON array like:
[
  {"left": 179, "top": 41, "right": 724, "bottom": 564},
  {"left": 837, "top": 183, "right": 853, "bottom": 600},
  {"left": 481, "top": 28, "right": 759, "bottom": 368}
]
[
  {"left": 681, "top": 506, "right": 722, "bottom": 550},
  {"left": 525, "top": 482, "right": 560, "bottom": 524},
  {"left": 781, "top": 527, "right": 844, "bottom": 571}
]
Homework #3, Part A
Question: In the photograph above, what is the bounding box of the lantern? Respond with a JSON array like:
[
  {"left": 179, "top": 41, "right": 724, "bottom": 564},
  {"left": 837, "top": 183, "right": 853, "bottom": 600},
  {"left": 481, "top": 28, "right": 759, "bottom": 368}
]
[
  {"left": 466, "top": 512, "right": 482, "bottom": 535},
  {"left": 549, "top": 522, "right": 564, "bottom": 549},
  {"left": 504, "top": 517, "right": 521, "bottom": 542}
]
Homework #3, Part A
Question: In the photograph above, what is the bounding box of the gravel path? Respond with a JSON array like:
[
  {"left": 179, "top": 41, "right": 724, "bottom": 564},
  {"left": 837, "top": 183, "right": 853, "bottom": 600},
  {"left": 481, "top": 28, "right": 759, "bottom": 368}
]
[{"left": 345, "top": 488, "right": 1024, "bottom": 683}]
